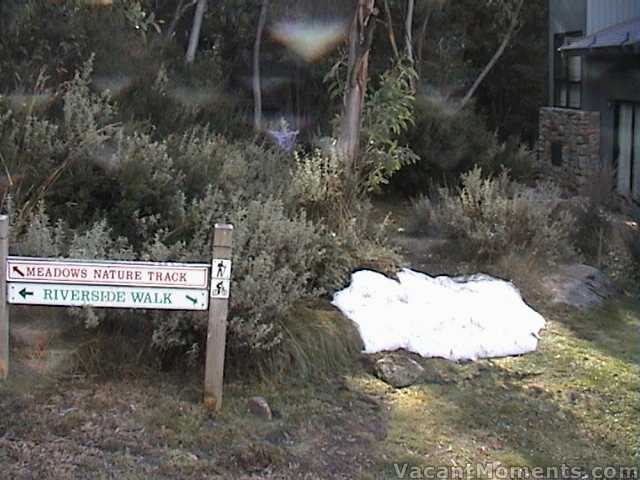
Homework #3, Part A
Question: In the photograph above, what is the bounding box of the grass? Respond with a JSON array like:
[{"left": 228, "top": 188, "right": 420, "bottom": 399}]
[
  {"left": 260, "top": 300, "right": 364, "bottom": 382},
  {"left": 0, "top": 286, "right": 638, "bottom": 478},
  {"left": 369, "top": 300, "right": 640, "bottom": 478}
]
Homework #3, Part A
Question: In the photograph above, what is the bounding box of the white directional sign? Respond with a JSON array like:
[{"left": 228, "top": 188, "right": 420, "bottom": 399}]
[
  {"left": 7, "top": 283, "right": 209, "bottom": 310},
  {"left": 7, "top": 257, "right": 209, "bottom": 289}
]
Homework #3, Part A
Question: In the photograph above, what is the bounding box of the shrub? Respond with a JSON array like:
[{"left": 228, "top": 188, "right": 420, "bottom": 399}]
[
  {"left": 291, "top": 143, "right": 347, "bottom": 223},
  {"left": 137, "top": 190, "right": 354, "bottom": 355},
  {"left": 392, "top": 96, "right": 538, "bottom": 194},
  {"left": 11, "top": 202, "right": 67, "bottom": 258},
  {"left": 579, "top": 164, "right": 618, "bottom": 209},
  {"left": 621, "top": 217, "right": 640, "bottom": 284},
  {"left": 10, "top": 192, "right": 354, "bottom": 356},
  {"left": 0, "top": 0, "right": 87, "bottom": 90},
  {"left": 415, "top": 166, "right": 575, "bottom": 262},
  {"left": 359, "top": 63, "right": 419, "bottom": 192},
  {"left": 4, "top": 58, "right": 394, "bottom": 368},
  {"left": 570, "top": 200, "right": 612, "bottom": 267}
]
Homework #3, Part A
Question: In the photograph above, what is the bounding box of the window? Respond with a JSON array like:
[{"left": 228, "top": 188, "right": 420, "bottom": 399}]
[
  {"left": 614, "top": 101, "right": 640, "bottom": 199},
  {"left": 554, "top": 32, "right": 583, "bottom": 109},
  {"left": 551, "top": 142, "right": 563, "bottom": 166}
]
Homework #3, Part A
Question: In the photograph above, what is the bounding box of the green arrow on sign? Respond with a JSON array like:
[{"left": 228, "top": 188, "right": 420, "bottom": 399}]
[
  {"left": 19, "top": 288, "right": 34, "bottom": 300},
  {"left": 186, "top": 295, "right": 198, "bottom": 306}
]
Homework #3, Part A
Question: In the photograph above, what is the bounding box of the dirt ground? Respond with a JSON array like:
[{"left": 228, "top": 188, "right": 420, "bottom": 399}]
[{"left": 1, "top": 203, "right": 639, "bottom": 479}]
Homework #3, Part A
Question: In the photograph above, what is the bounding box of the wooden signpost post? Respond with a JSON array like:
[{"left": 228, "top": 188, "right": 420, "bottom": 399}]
[
  {"left": 0, "top": 215, "right": 9, "bottom": 380},
  {"left": 0, "top": 218, "right": 233, "bottom": 410},
  {"left": 204, "top": 224, "right": 233, "bottom": 412}
]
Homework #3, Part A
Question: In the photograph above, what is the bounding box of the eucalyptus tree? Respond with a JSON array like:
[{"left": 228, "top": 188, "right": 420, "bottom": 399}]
[
  {"left": 185, "top": 0, "right": 208, "bottom": 63},
  {"left": 338, "top": 0, "right": 378, "bottom": 173},
  {"left": 252, "top": 0, "right": 269, "bottom": 130},
  {"left": 457, "top": 0, "right": 525, "bottom": 110}
]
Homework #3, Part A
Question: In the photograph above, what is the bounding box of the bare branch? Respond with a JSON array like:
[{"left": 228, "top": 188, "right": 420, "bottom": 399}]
[{"left": 457, "top": 0, "right": 525, "bottom": 111}]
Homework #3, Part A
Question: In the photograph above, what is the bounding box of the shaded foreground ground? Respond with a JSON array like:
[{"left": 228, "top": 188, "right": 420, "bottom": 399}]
[
  {"left": 1, "top": 200, "right": 639, "bottom": 478},
  {"left": 1, "top": 297, "right": 638, "bottom": 479}
]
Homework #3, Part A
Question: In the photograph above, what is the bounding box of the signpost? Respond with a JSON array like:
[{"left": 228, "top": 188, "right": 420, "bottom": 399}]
[
  {"left": 0, "top": 218, "right": 233, "bottom": 411},
  {"left": 0, "top": 216, "right": 8, "bottom": 380},
  {"left": 204, "top": 225, "right": 233, "bottom": 412}
]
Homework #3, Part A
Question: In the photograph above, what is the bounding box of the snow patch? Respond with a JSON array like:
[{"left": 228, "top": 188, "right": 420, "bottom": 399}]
[{"left": 332, "top": 269, "right": 545, "bottom": 361}]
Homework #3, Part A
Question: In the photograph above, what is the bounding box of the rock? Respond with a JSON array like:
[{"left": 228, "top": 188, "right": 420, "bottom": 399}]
[
  {"left": 566, "top": 390, "right": 579, "bottom": 404},
  {"left": 526, "top": 383, "right": 547, "bottom": 395},
  {"left": 247, "top": 396, "right": 272, "bottom": 420},
  {"left": 374, "top": 353, "right": 425, "bottom": 388},
  {"left": 541, "top": 264, "right": 619, "bottom": 310}
]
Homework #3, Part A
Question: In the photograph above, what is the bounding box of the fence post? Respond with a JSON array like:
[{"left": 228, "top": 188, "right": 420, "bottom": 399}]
[
  {"left": 0, "top": 215, "right": 9, "bottom": 380},
  {"left": 204, "top": 224, "right": 233, "bottom": 412}
]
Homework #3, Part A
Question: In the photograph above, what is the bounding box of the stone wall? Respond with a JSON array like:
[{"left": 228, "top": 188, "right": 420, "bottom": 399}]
[{"left": 538, "top": 107, "right": 601, "bottom": 190}]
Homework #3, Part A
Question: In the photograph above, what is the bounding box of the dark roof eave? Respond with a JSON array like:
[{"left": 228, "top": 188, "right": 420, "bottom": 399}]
[{"left": 557, "top": 16, "right": 640, "bottom": 54}]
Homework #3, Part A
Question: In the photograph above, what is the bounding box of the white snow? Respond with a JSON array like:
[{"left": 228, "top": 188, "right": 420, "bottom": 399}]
[{"left": 332, "top": 269, "right": 545, "bottom": 361}]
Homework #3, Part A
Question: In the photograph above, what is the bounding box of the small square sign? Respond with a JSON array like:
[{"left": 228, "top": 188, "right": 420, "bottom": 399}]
[
  {"left": 212, "top": 259, "right": 232, "bottom": 280},
  {"left": 211, "top": 279, "right": 230, "bottom": 299}
]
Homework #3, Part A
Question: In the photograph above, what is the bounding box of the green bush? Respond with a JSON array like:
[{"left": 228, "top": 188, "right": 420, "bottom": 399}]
[
  {"left": 392, "top": 96, "right": 538, "bottom": 194},
  {"left": 570, "top": 201, "right": 612, "bottom": 266},
  {"left": 2, "top": 59, "right": 359, "bottom": 358},
  {"left": 3, "top": 51, "right": 410, "bottom": 369},
  {"left": 621, "top": 213, "right": 640, "bottom": 284},
  {"left": 149, "top": 194, "right": 354, "bottom": 354},
  {"left": 11, "top": 190, "right": 353, "bottom": 356},
  {"left": 414, "top": 167, "right": 575, "bottom": 262}
]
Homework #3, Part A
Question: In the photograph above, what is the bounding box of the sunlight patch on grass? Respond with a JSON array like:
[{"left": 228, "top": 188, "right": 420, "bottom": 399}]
[{"left": 373, "top": 300, "right": 639, "bottom": 478}]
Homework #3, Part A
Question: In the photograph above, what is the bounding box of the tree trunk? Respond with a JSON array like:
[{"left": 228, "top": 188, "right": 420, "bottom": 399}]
[
  {"left": 167, "top": 0, "right": 197, "bottom": 40},
  {"left": 416, "top": 2, "right": 436, "bottom": 80},
  {"left": 405, "top": 0, "right": 416, "bottom": 91},
  {"left": 339, "top": 0, "right": 378, "bottom": 174},
  {"left": 253, "top": 0, "right": 269, "bottom": 131},
  {"left": 458, "top": 0, "right": 524, "bottom": 111},
  {"left": 382, "top": 0, "right": 399, "bottom": 60},
  {"left": 185, "top": 0, "right": 207, "bottom": 64},
  {"left": 405, "top": 0, "right": 415, "bottom": 61}
]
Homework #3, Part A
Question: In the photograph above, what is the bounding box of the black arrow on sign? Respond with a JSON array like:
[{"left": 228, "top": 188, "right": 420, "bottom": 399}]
[
  {"left": 19, "top": 288, "right": 33, "bottom": 300},
  {"left": 12, "top": 266, "right": 25, "bottom": 277},
  {"left": 186, "top": 295, "right": 197, "bottom": 306}
]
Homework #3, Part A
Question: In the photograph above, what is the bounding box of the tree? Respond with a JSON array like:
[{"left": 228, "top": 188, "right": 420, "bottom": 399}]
[
  {"left": 382, "top": 0, "right": 400, "bottom": 60},
  {"left": 457, "top": 0, "right": 525, "bottom": 110},
  {"left": 166, "top": 0, "right": 197, "bottom": 40},
  {"left": 405, "top": 0, "right": 415, "bottom": 91},
  {"left": 339, "top": 0, "right": 378, "bottom": 173},
  {"left": 253, "top": 0, "right": 269, "bottom": 130},
  {"left": 415, "top": 0, "right": 445, "bottom": 82},
  {"left": 185, "top": 0, "right": 207, "bottom": 63}
]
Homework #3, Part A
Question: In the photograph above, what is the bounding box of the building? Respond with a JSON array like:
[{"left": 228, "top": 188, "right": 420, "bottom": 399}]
[{"left": 539, "top": 0, "right": 640, "bottom": 198}]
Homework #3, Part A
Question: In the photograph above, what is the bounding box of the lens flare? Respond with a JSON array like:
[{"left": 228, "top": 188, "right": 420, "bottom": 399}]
[
  {"left": 2, "top": 94, "right": 52, "bottom": 111},
  {"left": 93, "top": 76, "right": 132, "bottom": 96},
  {"left": 77, "top": 0, "right": 113, "bottom": 6},
  {"left": 170, "top": 87, "right": 221, "bottom": 108},
  {"left": 240, "top": 75, "right": 291, "bottom": 94},
  {"left": 270, "top": 20, "right": 348, "bottom": 62}
]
